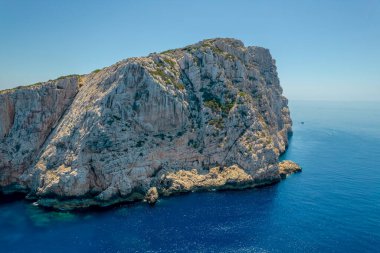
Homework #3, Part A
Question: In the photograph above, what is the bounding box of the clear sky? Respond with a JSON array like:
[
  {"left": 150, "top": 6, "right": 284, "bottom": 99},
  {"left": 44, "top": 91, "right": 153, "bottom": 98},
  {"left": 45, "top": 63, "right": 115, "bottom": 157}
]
[{"left": 0, "top": 0, "right": 379, "bottom": 101}]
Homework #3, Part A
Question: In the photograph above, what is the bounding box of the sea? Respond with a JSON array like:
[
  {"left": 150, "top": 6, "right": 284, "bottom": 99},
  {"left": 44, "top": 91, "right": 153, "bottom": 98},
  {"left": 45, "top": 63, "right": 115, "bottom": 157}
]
[{"left": 1, "top": 100, "right": 379, "bottom": 253}]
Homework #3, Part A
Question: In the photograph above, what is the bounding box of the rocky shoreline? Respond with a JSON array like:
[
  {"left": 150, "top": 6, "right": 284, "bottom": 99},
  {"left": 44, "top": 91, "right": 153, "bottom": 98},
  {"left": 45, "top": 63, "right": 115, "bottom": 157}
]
[
  {"left": 26, "top": 161, "right": 301, "bottom": 210},
  {"left": 0, "top": 38, "right": 301, "bottom": 210}
]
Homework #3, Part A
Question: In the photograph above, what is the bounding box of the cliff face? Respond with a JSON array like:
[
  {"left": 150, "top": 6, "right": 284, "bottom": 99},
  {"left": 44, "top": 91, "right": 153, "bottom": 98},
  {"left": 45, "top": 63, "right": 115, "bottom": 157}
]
[
  {"left": 0, "top": 38, "right": 300, "bottom": 209},
  {"left": 0, "top": 77, "right": 79, "bottom": 193}
]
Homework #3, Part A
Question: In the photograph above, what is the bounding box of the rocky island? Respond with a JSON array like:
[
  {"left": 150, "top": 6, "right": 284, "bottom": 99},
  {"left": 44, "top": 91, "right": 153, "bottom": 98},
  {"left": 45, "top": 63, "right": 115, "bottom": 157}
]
[{"left": 0, "top": 38, "right": 300, "bottom": 210}]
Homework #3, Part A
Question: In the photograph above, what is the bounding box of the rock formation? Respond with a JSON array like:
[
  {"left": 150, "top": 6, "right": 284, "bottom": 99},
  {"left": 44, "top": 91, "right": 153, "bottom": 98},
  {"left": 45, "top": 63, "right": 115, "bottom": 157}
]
[
  {"left": 0, "top": 38, "right": 300, "bottom": 210},
  {"left": 278, "top": 160, "right": 302, "bottom": 179}
]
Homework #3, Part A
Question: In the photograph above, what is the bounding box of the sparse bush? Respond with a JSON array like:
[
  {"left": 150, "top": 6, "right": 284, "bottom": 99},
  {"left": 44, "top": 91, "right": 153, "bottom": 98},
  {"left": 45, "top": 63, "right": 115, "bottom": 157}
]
[
  {"left": 204, "top": 99, "right": 222, "bottom": 112},
  {"left": 163, "top": 58, "right": 176, "bottom": 69},
  {"left": 208, "top": 118, "right": 224, "bottom": 129},
  {"left": 174, "top": 82, "right": 185, "bottom": 90}
]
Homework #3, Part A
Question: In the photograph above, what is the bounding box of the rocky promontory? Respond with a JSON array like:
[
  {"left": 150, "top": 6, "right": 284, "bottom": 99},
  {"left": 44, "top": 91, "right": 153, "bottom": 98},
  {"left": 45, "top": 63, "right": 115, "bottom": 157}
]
[{"left": 0, "top": 38, "right": 301, "bottom": 210}]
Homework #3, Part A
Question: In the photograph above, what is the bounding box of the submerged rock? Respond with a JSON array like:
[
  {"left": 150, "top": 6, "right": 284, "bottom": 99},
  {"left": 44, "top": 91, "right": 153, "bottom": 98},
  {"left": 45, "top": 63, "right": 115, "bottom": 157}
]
[{"left": 0, "top": 38, "right": 300, "bottom": 210}]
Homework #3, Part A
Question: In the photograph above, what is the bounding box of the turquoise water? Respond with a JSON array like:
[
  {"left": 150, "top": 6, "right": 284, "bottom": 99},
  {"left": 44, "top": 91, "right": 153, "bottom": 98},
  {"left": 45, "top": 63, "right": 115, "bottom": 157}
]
[{"left": 1, "top": 101, "right": 380, "bottom": 253}]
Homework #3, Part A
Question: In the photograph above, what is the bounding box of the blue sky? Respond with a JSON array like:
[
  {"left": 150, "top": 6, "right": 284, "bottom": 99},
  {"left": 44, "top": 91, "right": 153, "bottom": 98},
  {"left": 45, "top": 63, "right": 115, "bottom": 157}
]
[{"left": 0, "top": 0, "right": 379, "bottom": 101}]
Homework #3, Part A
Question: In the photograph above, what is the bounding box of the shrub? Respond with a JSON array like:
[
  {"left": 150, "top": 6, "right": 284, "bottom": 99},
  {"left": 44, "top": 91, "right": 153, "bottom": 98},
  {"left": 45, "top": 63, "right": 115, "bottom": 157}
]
[
  {"left": 174, "top": 82, "right": 185, "bottom": 90},
  {"left": 221, "top": 101, "right": 234, "bottom": 114},
  {"left": 150, "top": 69, "right": 171, "bottom": 84},
  {"left": 204, "top": 99, "right": 222, "bottom": 112},
  {"left": 238, "top": 91, "right": 249, "bottom": 97},
  {"left": 208, "top": 118, "right": 224, "bottom": 129},
  {"left": 163, "top": 58, "right": 176, "bottom": 69}
]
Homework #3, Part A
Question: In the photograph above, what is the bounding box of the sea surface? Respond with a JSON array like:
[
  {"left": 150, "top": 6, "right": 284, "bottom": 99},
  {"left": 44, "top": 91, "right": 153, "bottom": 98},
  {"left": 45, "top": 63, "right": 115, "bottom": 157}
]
[{"left": 1, "top": 101, "right": 380, "bottom": 253}]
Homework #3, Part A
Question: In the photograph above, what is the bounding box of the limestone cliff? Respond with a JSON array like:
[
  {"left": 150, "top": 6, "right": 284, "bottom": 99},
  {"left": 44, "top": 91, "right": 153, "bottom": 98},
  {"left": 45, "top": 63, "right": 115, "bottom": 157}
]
[{"left": 0, "top": 38, "right": 300, "bottom": 209}]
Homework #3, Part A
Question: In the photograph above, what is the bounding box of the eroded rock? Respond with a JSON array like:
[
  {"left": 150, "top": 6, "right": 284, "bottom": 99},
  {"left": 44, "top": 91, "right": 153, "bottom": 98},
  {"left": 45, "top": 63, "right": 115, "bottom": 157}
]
[
  {"left": 0, "top": 38, "right": 300, "bottom": 209},
  {"left": 145, "top": 187, "right": 159, "bottom": 205},
  {"left": 279, "top": 160, "right": 302, "bottom": 178}
]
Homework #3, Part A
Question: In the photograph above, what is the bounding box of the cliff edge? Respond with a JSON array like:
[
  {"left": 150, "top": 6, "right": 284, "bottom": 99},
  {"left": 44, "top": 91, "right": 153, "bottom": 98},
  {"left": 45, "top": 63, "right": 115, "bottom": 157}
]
[{"left": 0, "top": 38, "right": 301, "bottom": 209}]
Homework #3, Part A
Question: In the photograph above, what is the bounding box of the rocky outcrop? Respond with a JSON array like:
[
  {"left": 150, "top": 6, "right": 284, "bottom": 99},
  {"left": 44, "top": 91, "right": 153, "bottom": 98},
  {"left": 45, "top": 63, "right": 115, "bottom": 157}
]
[
  {"left": 160, "top": 165, "right": 265, "bottom": 195},
  {"left": 145, "top": 187, "right": 159, "bottom": 205},
  {"left": 0, "top": 38, "right": 300, "bottom": 209},
  {"left": 278, "top": 160, "right": 302, "bottom": 178}
]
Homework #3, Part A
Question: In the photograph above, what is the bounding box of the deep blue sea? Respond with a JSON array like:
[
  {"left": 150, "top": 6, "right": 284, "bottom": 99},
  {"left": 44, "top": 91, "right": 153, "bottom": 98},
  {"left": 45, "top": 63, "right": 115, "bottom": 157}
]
[{"left": 1, "top": 101, "right": 380, "bottom": 253}]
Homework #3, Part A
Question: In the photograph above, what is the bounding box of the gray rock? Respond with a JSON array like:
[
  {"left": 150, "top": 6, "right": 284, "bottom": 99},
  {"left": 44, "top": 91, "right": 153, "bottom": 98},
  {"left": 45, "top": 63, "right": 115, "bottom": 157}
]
[{"left": 0, "top": 38, "right": 299, "bottom": 209}]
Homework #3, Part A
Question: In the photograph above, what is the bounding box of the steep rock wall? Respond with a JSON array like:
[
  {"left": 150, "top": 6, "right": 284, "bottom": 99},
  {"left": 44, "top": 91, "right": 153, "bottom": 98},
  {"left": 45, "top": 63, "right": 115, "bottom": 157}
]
[
  {"left": 0, "top": 76, "right": 79, "bottom": 192},
  {"left": 0, "top": 38, "right": 300, "bottom": 209}
]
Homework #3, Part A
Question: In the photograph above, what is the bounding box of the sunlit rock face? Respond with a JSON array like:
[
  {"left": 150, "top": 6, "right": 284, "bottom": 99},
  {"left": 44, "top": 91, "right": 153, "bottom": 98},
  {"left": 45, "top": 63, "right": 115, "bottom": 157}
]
[
  {"left": 0, "top": 77, "right": 79, "bottom": 193},
  {"left": 0, "top": 38, "right": 298, "bottom": 209}
]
